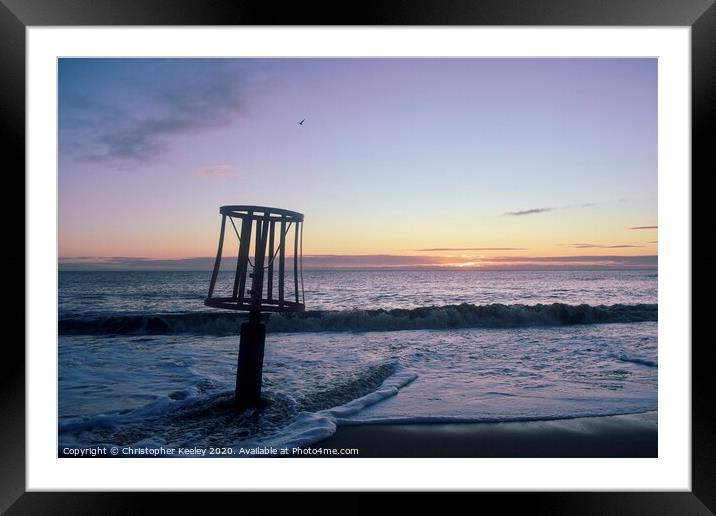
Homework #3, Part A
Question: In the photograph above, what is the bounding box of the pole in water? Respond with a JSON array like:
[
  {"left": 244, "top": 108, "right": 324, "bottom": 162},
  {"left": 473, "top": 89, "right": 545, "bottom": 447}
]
[
  {"left": 204, "top": 206, "right": 305, "bottom": 411},
  {"left": 235, "top": 310, "right": 266, "bottom": 409}
]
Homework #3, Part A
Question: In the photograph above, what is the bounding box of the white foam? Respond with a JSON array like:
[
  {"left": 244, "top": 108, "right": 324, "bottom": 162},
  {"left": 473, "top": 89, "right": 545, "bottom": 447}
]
[
  {"left": 240, "top": 367, "right": 418, "bottom": 452},
  {"left": 58, "top": 386, "right": 202, "bottom": 440},
  {"left": 335, "top": 407, "right": 658, "bottom": 427}
]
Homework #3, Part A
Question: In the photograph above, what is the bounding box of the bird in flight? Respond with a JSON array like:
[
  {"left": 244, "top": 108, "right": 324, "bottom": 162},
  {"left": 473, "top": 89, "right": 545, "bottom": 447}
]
[{"left": 297, "top": 119, "right": 305, "bottom": 126}]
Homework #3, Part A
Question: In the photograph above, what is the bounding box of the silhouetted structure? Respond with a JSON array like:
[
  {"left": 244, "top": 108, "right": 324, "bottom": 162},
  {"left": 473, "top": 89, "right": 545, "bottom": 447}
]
[{"left": 205, "top": 205, "right": 305, "bottom": 409}]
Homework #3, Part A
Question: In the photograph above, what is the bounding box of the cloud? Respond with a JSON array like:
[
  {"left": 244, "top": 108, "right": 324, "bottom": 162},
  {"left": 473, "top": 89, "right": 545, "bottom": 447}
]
[
  {"left": 59, "top": 256, "right": 217, "bottom": 271},
  {"left": 59, "top": 255, "right": 446, "bottom": 271},
  {"left": 193, "top": 164, "right": 238, "bottom": 177},
  {"left": 481, "top": 255, "right": 657, "bottom": 268},
  {"left": 60, "top": 60, "right": 260, "bottom": 164},
  {"left": 569, "top": 243, "right": 644, "bottom": 249},
  {"left": 414, "top": 247, "right": 527, "bottom": 252},
  {"left": 301, "top": 255, "right": 445, "bottom": 268},
  {"left": 503, "top": 208, "right": 552, "bottom": 216},
  {"left": 579, "top": 199, "right": 627, "bottom": 208},
  {"left": 628, "top": 225, "right": 658, "bottom": 230},
  {"left": 502, "top": 200, "right": 621, "bottom": 217},
  {"left": 59, "top": 254, "right": 657, "bottom": 271}
]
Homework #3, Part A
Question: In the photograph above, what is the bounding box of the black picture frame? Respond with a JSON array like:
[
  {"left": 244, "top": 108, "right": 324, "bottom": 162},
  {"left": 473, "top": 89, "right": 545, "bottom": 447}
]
[{"left": 5, "top": 0, "right": 711, "bottom": 511}]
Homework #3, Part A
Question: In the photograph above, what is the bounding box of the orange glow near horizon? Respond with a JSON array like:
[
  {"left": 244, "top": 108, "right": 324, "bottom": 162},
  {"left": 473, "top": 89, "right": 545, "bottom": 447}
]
[
  {"left": 59, "top": 238, "right": 658, "bottom": 262},
  {"left": 59, "top": 214, "right": 658, "bottom": 262}
]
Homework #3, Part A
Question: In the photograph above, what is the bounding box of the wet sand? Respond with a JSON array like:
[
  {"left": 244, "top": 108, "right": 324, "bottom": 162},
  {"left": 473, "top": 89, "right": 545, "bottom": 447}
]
[{"left": 302, "top": 412, "right": 657, "bottom": 458}]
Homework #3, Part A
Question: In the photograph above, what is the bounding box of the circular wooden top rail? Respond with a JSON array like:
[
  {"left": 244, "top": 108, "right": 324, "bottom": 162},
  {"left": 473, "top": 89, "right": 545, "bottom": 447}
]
[{"left": 219, "top": 205, "right": 304, "bottom": 222}]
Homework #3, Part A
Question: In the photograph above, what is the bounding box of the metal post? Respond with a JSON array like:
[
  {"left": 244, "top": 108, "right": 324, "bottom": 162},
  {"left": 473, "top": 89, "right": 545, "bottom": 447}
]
[
  {"left": 235, "top": 310, "right": 266, "bottom": 409},
  {"left": 236, "top": 216, "right": 270, "bottom": 409}
]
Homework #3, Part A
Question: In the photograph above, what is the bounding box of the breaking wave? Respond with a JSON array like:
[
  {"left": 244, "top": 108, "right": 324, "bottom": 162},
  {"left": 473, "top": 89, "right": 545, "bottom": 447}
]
[
  {"left": 58, "top": 360, "right": 415, "bottom": 453},
  {"left": 58, "top": 303, "right": 657, "bottom": 336},
  {"left": 613, "top": 353, "right": 658, "bottom": 368}
]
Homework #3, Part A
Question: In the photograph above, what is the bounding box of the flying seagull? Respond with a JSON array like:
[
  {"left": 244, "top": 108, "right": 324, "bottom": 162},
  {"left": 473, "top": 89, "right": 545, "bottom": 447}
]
[{"left": 297, "top": 119, "right": 305, "bottom": 126}]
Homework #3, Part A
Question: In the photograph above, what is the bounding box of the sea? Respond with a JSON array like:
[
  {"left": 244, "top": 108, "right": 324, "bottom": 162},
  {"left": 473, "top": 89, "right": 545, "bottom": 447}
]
[{"left": 58, "top": 269, "right": 657, "bottom": 456}]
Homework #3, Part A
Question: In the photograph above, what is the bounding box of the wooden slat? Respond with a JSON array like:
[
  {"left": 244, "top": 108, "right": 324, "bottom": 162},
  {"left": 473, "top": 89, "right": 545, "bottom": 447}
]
[
  {"left": 278, "top": 218, "right": 286, "bottom": 306},
  {"left": 299, "top": 221, "right": 304, "bottom": 304},
  {"left": 234, "top": 215, "right": 253, "bottom": 302},
  {"left": 250, "top": 217, "right": 271, "bottom": 308},
  {"left": 207, "top": 214, "right": 226, "bottom": 298},
  {"left": 294, "top": 220, "right": 299, "bottom": 303},
  {"left": 267, "top": 220, "right": 275, "bottom": 300}
]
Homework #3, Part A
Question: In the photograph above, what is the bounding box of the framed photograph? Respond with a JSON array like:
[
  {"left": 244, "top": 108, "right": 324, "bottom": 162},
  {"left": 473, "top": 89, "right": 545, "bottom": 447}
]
[{"left": 7, "top": 0, "right": 712, "bottom": 510}]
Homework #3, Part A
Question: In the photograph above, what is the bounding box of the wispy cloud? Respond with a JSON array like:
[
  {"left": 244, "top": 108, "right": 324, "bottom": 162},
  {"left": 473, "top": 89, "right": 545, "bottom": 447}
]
[
  {"left": 503, "top": 208, "right": 552, "bottom": 217},
  {"left": 59, "top": 255, "right": 446, "bottom": 271},
  {"left": 414, "top": 247, "right": 527, "bottom": 252},
  {"left": 569, "top": 243, "right": 643, "bottom": 249},
  {"left": 60, "top": 60, "right": 261, "bottom": 165},
  {"left": 629, "top": 225, "right": 658, "bottom": 230},
  {"left": 481, "top": 255, "right": 657, "bottom": 269},
  {"left": 579, "top": 198, "right": 626, "bottom": 208},
  {"left": 193, "top": 164, "right": 238, "bottom": 177},
  {"left": 502, "top": 199, "right": 624, "bottom": 217}
]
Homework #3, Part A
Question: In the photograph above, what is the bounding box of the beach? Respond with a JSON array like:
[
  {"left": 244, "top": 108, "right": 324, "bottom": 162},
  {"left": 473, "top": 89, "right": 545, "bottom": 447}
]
[
  {"left": 304, "top": 412, "right": 657, "bottom": 458},
  {"left": 58, "top": 270, "right": 658, "bottom": 456}
]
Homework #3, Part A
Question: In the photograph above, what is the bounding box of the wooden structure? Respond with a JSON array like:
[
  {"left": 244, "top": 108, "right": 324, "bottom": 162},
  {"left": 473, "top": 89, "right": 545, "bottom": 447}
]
[{"left": 204, "top": 205, "right": 305, "bottom": 408}]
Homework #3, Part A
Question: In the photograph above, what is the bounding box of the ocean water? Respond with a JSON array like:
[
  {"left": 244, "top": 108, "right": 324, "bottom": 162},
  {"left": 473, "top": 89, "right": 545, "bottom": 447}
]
[{"left": 58, "top": 269, "right": 657, "bottom": 455}]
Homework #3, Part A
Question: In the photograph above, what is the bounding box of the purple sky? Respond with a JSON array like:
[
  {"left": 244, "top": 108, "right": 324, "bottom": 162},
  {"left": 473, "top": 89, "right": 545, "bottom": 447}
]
[{"left": 58, "top": 58, "right": 657, "bottom": 269}]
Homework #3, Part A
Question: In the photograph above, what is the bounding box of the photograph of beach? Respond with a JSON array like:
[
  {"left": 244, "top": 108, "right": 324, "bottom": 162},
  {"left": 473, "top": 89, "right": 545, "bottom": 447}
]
[{"left": 58, "top": 57, "right": 657, "bottom": 458}]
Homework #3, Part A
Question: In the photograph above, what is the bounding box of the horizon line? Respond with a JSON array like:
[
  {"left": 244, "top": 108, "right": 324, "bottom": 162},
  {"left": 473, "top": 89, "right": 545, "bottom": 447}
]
[
  {"left": 59, "top": 267, "right": 658, "bottom": 272},
  {"left": 59, "top": 253, "right": 657, "bottom": 272}
]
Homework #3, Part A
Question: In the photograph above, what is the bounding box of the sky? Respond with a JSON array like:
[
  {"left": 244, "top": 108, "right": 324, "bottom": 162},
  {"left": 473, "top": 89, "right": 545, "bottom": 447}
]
[{"left": 58, "top": 58, "right": 657, "bottom": 270}]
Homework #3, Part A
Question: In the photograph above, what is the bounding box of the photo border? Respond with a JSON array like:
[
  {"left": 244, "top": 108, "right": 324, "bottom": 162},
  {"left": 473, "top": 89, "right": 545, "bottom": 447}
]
[{"left": 6, "top": 0, "right": 711, "bottom": 511}]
